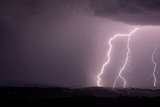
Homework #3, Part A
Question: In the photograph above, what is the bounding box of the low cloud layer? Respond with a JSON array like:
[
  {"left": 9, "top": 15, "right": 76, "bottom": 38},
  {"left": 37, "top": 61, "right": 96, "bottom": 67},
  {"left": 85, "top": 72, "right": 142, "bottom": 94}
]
[
  {"left": 90, "top": 0, "right": 160, "bottom": 25},
  {"left": 1, "top": 0, "right": 160, "bottom": 25}
]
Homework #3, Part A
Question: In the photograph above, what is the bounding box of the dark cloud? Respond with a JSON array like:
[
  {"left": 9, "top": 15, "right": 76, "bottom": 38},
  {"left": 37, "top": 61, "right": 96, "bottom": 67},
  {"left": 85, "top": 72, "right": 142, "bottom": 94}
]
[
  {"left": 89, "top": 0, "right": 160, "bottom": 25},
  {"left": 0, "top": 0, "right": 89, "bottom": 23},
  {"left": 1, "top": 0, "right": 160, "bottom": 25}
]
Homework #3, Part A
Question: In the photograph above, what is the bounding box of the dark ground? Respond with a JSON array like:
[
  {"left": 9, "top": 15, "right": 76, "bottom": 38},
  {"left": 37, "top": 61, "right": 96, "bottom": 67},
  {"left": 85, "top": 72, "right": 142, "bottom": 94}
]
[{"left": 0, "top": 87, "right": 160, "bottom": 106}]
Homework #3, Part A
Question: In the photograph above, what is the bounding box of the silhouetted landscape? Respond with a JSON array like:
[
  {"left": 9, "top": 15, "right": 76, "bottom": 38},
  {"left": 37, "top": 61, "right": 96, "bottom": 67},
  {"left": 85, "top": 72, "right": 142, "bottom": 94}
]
[{"left": 1, "top": 86, "right": 160, "bottom": 106}]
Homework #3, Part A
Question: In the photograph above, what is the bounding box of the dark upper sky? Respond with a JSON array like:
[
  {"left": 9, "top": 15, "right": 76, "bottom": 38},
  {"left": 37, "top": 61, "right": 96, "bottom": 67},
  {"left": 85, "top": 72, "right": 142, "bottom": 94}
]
[{"left": 0, "top": 0, "right": 160, "bottom": 88}]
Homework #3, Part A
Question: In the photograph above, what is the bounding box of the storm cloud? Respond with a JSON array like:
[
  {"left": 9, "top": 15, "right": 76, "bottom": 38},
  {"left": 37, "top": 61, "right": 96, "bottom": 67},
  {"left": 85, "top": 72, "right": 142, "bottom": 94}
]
[
  {"left": 1, "top": 0, "right": 160, "bottom": 25},
  {"left": 90, "top": 0, "right": 160, "bottom": 25}
]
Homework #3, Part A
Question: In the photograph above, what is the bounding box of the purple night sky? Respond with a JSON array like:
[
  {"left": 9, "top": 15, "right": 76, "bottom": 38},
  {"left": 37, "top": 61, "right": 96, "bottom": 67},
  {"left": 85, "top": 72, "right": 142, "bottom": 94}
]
[{"left": 0, "top": 0, "right": 160, "bottom": 88}]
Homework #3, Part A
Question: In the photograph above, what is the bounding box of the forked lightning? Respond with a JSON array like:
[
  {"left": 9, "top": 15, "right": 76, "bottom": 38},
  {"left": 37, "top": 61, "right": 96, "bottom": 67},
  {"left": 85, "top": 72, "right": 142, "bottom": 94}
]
[
  {"left": 97, "top": 28, "right": 140, "bottom": 87},
  {"left": 151, "top": 47, "right": 159, "bottom": 87}
]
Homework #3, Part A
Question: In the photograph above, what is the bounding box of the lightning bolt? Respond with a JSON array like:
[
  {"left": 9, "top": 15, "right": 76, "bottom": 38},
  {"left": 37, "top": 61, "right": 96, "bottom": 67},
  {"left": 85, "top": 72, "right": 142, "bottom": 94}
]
[
  {"left": 151, "top": 46, "right": 159, "bottom": 87},
  {"left": 97, "top": 28, "right": 139, "bottom": 87}
]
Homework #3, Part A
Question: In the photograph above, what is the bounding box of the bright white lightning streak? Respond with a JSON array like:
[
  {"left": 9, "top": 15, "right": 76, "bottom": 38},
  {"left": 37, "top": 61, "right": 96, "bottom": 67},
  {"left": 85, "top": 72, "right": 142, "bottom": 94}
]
[
  {"left": 97, "top": 28, "right": 139, "bottom": 87},
  {"left": 151, "top": 47, "right": 159, "bottom": 87}
]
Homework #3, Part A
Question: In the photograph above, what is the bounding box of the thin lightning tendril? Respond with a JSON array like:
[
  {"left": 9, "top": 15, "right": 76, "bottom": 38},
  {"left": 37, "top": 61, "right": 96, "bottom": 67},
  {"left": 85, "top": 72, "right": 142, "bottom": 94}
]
[
  {"left": 97, "top": 28, "right": 139, "bottom": 87},
  {"left": 151, "top": 47, "right": 159, "bottom": 87}
]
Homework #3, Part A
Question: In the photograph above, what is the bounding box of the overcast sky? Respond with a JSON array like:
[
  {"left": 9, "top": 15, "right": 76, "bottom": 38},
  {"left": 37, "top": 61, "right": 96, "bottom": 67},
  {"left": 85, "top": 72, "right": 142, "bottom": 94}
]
[{"left": 0, "top": 0, "right": 160, "bottom": 88}]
